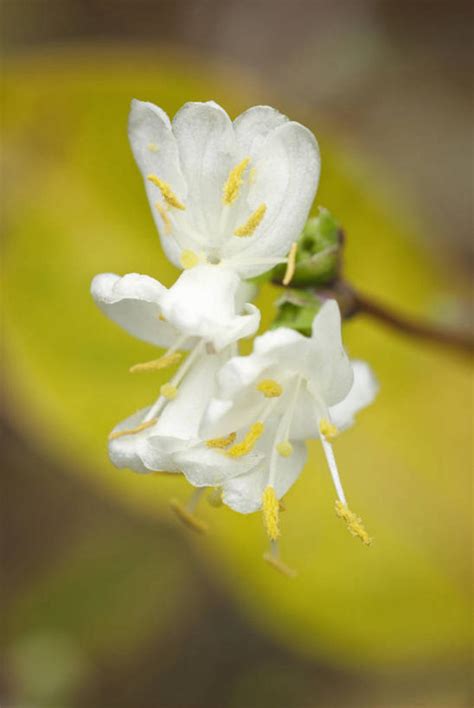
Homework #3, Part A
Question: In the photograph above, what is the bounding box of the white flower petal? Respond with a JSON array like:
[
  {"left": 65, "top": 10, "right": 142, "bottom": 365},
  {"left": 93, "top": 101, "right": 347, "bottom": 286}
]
[
  {"left": 154, "top": 352, "right": 225, "bottom": 440},
  {"left": 140, "top": 351, "right": 229, "bottom": 471},
  {"left": 224, "top": 120, "right": 320, "bottom": 278},
  {"left": 108, "top": 407, "right": 158, "bottom": 473},
  {"left": 172, "top": 101, "right": 236, "bottom": 245},
  {"left": 159, "top": 265, "right": 260, "bottom": 350},
  {"left": 233, "top": 105, "right": 289, "bottom": 154},
  {"left": 91, "top": 273, "right": 179, "bottom": 348},
  {"left": 128, "top": 99, "right": 187, "bottom": 268},
  {"left": 308, "top": 300, "right": 354, "bottom": 406},
  {"left": 329, "top": 360, "right": 379, "bottom": 430},
  {"left": 222, "top": 439, "right": 307, "bottom": 514},
  {"left": 174, "top": 446, "right": 263, "bottom": 488}
]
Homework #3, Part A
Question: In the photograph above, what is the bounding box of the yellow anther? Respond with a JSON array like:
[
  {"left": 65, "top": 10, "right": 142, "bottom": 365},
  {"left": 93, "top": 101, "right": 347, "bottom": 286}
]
[
  {"left": 206, "top": 432, "right": 237, "bottom": 449},
  {"left": 282, "top": 242, "right": 298, "bottom": 286},
  {"left": 256, "top": 379, "right": 282, "bottom": 398},
  {"left": 155, "top": 201, "right": 172, "bottom": 233},
  {"left": 108, "top": 417, "right": 157, "bottom": 440},
  {"left": 147, "top": 174, "right": 185, "bottom": 210},
  {"left": 158, "top": 313, "right": 167, "bottom": 322},
  {"left": 319, "top": 418, "right": 339, "bottom": 440},
  {"left": 180, "top": 249, "right": 200, "bottom": 269},
  {"left": 160, "top": 383, "right": 178, "bottom": 400},
  {"left": 147, "top": 142, "right": 159, "bottom": 152},
  {"left": 234, "top": 203, "right": 267, "bottom": 237},
  {"left": 222, "top": 157, "right": 250, "bottom": 204},
  {"left": 129, "top": 352, "right": 182, "bottom": 373},
  {"left": 170, "top": 499, "right": 209, "bottom": 534},
  {"left": 262, "top": 486, "right": 280, "bottom": 541},
  {"left": 263, "top": 551, "right": 297, "bottom": 578},
  {"left": 276, "top": 440, "right": 293, "bottom": 457},
  {"left": 226, "top": 422, "right": 264, "bottom": 458},
  {"left": 207, "top": 487, "right": 224, "bottom": 507},
  {"left": 335, "top": 501, "right": 372, "bottom": 546}
]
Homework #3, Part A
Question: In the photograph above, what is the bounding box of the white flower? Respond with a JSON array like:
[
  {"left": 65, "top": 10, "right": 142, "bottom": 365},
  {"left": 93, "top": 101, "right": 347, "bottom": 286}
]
[
  {"left": 128, "top": 100, "right": 320, "bottom": 278},
  {"left": 191, "top": 300, "right": 378, "bottom": 547},
  {"left": 91, "top": 264, "right": 259, "bottom": 353},
  {"left": 91, "top": 263, "right": 260, "bottom": 478}
]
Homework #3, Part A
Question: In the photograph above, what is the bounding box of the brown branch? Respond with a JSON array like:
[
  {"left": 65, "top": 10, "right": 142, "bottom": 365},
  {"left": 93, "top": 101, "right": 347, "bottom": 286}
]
[{"left": 349, "top": 287, "right": 474, "bottom": 355}]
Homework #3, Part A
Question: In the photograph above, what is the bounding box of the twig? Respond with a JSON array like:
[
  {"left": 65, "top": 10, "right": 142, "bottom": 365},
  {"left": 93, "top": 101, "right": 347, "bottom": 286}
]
[{"left": 349, "top": 287, "right": 473, "bottom": 355}]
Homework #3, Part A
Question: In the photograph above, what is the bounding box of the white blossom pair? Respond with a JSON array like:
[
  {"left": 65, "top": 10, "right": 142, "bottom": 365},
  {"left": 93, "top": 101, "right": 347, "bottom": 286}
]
[{"left": 91, "top": 99, "right": 377, "bottom": 573}]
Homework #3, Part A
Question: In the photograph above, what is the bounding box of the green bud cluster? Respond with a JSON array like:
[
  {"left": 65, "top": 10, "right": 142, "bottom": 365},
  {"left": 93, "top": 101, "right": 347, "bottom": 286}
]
[
  {"left": 273, "top": 207, "right": 342, "bottom": 288},
  {"left": 270, "top": 208, "right": 343, "bottom": 334}
]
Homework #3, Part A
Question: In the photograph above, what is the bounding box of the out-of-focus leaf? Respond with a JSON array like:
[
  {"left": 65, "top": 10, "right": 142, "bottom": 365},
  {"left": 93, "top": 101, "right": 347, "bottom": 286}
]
[{"left": 3, "top": 48, "right": 472, "bottom": 667}]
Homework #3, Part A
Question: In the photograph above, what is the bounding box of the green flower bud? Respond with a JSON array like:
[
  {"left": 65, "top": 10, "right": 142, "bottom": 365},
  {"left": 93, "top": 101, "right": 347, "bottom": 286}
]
[
  {"left": 271, "top": 289, "right": 323, "bottom": 336},
  {"left": 272, "top": 207, "right": 342, "bottom": 287}
]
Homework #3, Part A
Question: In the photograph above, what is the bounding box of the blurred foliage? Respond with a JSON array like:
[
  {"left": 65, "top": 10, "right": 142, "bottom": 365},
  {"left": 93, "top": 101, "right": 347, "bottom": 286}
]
[{"left": 2, "top": 48, "right": 472, "bottom": 671}]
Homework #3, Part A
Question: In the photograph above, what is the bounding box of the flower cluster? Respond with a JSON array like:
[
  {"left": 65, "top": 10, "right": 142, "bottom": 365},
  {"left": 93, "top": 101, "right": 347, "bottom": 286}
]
[{"left": 91, "top": 100, "right": 378, "bottom": 574}]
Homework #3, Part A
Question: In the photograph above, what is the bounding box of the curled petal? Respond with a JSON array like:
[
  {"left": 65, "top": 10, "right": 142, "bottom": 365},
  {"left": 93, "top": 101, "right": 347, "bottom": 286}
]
[
  {"left": 91, "top": 272, "right": 179, "bottom": 348},
  {"left": 159, "top": 264, "right": 260, "bottom": 350}
]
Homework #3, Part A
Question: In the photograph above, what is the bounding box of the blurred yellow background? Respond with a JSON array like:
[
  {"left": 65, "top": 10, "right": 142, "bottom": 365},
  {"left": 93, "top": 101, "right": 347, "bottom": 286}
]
[{"left": 2, "top": 2, "right": 473, "bottom": 707}]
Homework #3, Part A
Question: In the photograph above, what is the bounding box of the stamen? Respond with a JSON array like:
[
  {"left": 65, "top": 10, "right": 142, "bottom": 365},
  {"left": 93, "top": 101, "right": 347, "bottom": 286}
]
[
  {"left": 234, "top": 203, "right": 267, "bottom": 237},
  {"left": 160, "top": 383, "right": 178, "bottom": 400},
  {"left": 108, "top": 417, "right": 157, "bottom": 440},
  {"left": 319, "top": 435, "right": 347, "bottom": 507},
  {"left": 206, "top": 432, "right": 237, "bottom": 449},
  {"left": 319, "top": 418, "right": 339, "bottom": 440},
  {"left": 147, "top": 142, "right": 159, "bottom": 152},
  {"left": 222, "top": 157, "right": 250, "bottom": 205},
  {"left": 335, "top": 501, "right": 372, "bottom": 546},
  {"left": 155, "top": 201, "right": 172, "bottom": 233},
  {"left": 276, "top": 440, "right": 293, "bottom": 457},
  {"left": 263, "top": 540, "right": 296, "bottom": 577},
  {"left": 143, "top": 340, "right": 205, "bottom": 423},
  {"left": 129, "top": 352, "right": 182, "bottom": 373},
  {"left": 282, "top": 242, "right": 298, "bottom": 286},
  {"left": 147, "top": 174, "right": 185, "bottom": 210},
  {"left": 170, "top": 497, "right": 209, "bottom": 534},
  {"left": 180, "top": 250, "right": 200, "bottom": 269},
  {"left": 256, "top": 379, "right": 282, "bottom": 398},
  {"left": 262, "top": 485, "right": 280, "bottom": 541},
  {"left": 226, "top": 422, "right": 264, "bottom": 458},
  {"left": 207, "top": 487, "right": 223, "bottom": 507},
  {"left": 249, "top": 167, "right": 257, "bottom": 184}
]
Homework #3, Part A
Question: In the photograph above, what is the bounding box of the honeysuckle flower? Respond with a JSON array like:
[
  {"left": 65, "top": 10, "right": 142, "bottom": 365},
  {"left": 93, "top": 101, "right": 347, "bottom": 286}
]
[
  {"left": 91, "top": 263, "right": 259, "bottom": 354},
  {"left": 91, "top": 263, "right": 260, "bottom": 504},
  {"left": 196, "top": 300, "right": 378, "bottom": 556},
  {"left": 128, "top": 99, "right": 320, "bottom": 279}
]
